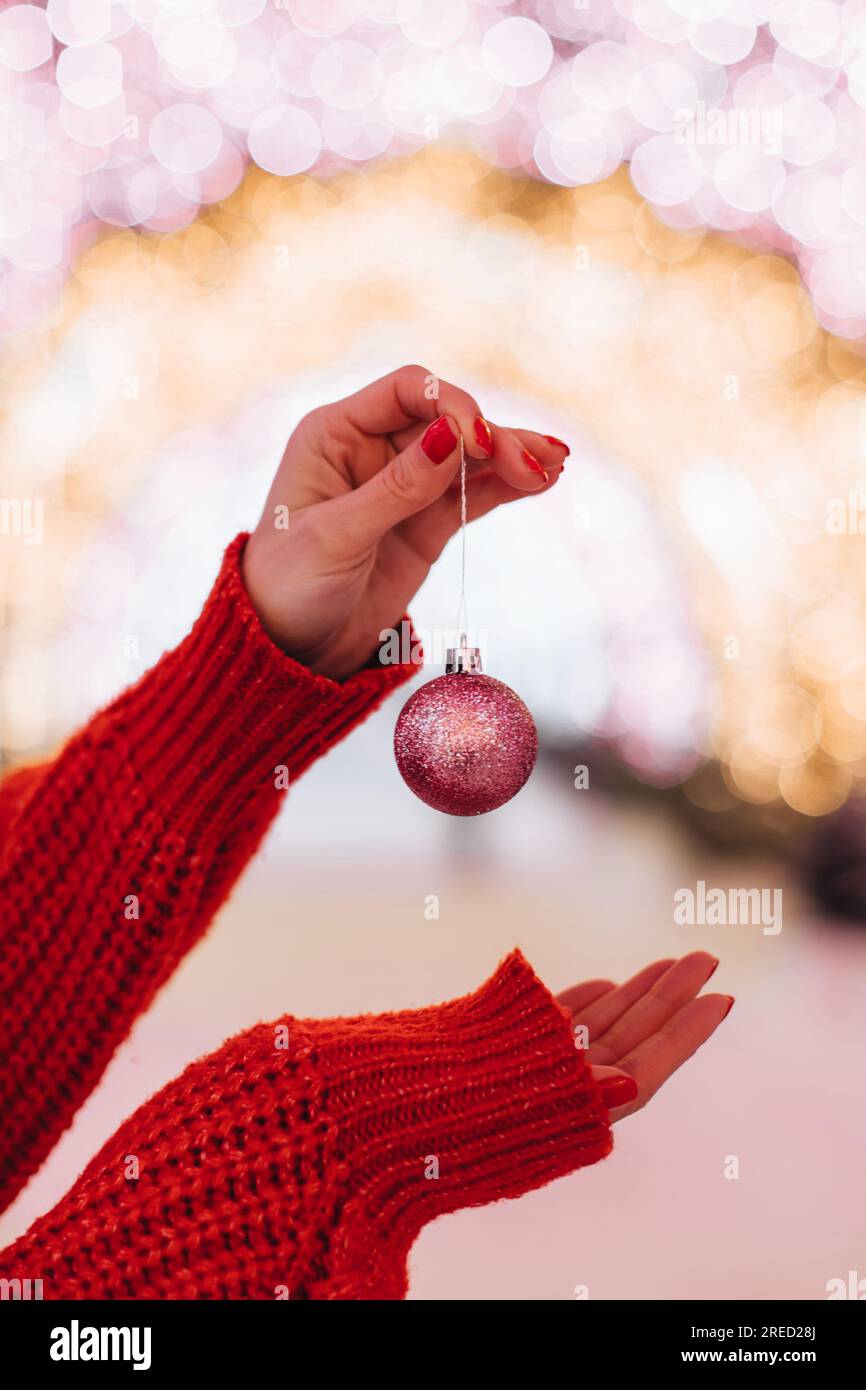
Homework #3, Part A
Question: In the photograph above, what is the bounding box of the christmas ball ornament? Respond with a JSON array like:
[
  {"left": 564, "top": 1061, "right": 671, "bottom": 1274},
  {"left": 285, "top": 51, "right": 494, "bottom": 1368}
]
[
  {"left": 394, "top": 636, "right": 537, "bottom": 815},
  {"left": 394, "top": 430, "right": 539, "bottom": 814}
]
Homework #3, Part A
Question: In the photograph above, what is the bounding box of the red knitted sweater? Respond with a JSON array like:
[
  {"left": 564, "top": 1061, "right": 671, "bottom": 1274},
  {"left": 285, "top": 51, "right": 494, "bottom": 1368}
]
[{"left": 0, "top": 534, "right": 613, "bottom": 1299}]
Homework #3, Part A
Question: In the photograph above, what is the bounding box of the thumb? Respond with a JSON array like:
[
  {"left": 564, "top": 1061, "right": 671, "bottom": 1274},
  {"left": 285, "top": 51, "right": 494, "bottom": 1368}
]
[
  {"left": 334, "top": 414, "right": 463, "bottom": 549},
  {"left": 590, "top": 1065, "right": 639, "bottom": 1111}
]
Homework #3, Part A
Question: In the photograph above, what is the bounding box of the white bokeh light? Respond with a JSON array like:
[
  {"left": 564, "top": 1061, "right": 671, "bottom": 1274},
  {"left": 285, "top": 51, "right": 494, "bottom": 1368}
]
[
  {"left": 310, "top": 40, "right": 381, "bottom": 110},
  {"left": 0, "top": 0, "right": 865, "bottom": 340},
  {"left": 571, "top": 41, "right": 640, "bottom": 113},
  {"left": 0, "top": 5, "right": 53, "bottom": 73},
  {"left": 481, "top": 17, "right": 553, "bottom": 88},
  {"left": 47, "top": 0, "right": 114, "bottom": 46},
  {"left": 150, "top": 105, "right": 223, "bottom": 175},
  {"left": 247, "top": 104, "right": 322, "bottom": 176},
  {"left": 632, "top": 133, "right": 703, "bottom": 205},
  {"left": 714, "top": 146, "right": 786, "bottom": 213},
  {"left": 56, "top": 42, "right": 123, "bottom": 110}
]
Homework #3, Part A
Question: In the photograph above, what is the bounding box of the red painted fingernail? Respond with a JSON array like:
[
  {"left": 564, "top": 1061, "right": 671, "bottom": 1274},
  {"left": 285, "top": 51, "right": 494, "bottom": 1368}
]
[
  {"left": 598, "top": 1074, "right": 638, "bottom": 1109},
  {"left": 473, "top": 415, "right": 493, "bottom": 457},
  {"left": 722, "top": 995, "right": 735, "bottom": 1018},
  {"left": 544, "top": 435, "right": 570, "bottom": 457},
  {"left": 522, "top": 449, "right": 548, "bottom": 481},
  {"left": 707, "top": 957, "right": 720, "bottom": 980},
  {"left": 422, "top": 415, "right": 457, "bottom": 464}
]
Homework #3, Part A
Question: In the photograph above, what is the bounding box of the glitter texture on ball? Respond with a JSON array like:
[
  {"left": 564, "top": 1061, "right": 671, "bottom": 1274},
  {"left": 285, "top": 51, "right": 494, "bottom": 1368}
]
[{"left": 393, "top": 672, "right": 538, "bottom": 816}]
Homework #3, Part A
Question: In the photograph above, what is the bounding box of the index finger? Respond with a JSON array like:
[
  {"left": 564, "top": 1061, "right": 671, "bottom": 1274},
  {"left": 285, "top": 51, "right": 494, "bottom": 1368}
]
[
  {"left": 576, "top": 957, "right": 676, "bottom": 1043},
  {"left": 612, "top": 993, "right": 734, "bottom": 1118},
  {"left": 585, "top": 952, "right": 718, "bottom": 1066},
  {"left": 341, "top": 364, "right": 489, "bottom": 460}
]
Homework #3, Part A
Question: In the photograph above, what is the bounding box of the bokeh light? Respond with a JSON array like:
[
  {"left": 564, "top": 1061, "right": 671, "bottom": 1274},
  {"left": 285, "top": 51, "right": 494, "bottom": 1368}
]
[{"left": 2, "top": 3, "right": 866, "bottom": 335}]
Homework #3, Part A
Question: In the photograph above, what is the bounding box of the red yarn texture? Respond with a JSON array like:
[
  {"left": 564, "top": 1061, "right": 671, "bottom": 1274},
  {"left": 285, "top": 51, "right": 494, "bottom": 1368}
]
[{"left": 0, "top": 533, "right": 613, "bottom": 1299}]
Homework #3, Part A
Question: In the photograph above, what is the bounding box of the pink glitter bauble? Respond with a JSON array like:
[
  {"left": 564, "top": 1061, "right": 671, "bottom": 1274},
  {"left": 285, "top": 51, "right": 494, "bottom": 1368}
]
[{"left": 394, "top": 672, "right": 538, "bottom": 816}]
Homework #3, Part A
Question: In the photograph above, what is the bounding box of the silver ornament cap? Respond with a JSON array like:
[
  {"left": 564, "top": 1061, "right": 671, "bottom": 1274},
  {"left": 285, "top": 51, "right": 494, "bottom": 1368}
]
[{"left": 445, "top": 632, "right": 483, "bottom": 674}]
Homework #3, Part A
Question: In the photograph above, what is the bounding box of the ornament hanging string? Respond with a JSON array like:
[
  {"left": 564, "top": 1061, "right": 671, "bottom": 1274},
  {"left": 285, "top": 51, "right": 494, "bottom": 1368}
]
[{"left": 456, "top": 433, "right": 468, "bottom": 636}]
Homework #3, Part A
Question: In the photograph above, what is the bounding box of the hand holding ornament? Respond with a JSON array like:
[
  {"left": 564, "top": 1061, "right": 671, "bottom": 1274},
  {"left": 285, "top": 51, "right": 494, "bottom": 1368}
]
[{"left": 242, "top": 364, "right": 567, "bottom": 681}]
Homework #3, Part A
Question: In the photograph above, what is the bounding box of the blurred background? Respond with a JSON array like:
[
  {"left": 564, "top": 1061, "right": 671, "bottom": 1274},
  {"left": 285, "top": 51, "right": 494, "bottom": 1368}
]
[{"left": 1, "top": 0, "right": 865, "bottom": 1299}]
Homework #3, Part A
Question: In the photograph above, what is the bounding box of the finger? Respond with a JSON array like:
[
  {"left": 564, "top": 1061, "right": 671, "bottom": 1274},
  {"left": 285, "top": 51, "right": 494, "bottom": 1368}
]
[
  {"left": 589, "top": 1064, "right": 639, "bottom": 1112},
  {"left": 586, "top": 952, "right": 720, "bottom": 1066},
  {"left": 328, "top": 413, "right": 463, "bottom": 548},
  {"left": 577, "top": 958, "right": 677, "bottom": 1047},
  {"left": 340, "top": 364, "right": 492, "bottom": 467},
  {"left": 611, "top": 993, "right": 734, "bottom": 1118},
  {"left": 488, "top": 422, "right": 572, "bottom": 491},
  {"left": 556, "top": 979, "right": 617, "bottom": 1016},
  {"left": 510, "top": 428, "right": 570, "bottom": 465},
  {"left": 460, "top": 458, "right": 565, "bottom": 520}
]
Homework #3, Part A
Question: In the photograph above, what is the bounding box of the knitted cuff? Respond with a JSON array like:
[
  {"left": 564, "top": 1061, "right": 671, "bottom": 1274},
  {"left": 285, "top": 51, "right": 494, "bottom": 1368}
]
[
  {"left": 301, "top": 950, "right": 614, "bottom": 1285},
  {"left": 95, "top": 532, "right": 419, "bottom": 843},
  {"left": 0, "top": 952, "right": 612, "bottom": 1299}
]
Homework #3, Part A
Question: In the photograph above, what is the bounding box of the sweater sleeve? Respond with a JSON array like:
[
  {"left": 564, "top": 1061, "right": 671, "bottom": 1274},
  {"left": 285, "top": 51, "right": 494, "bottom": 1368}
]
[
  {"left": 0, "top": 951, "right": 613, "bottom": 1300},
  {"left": 0, "top": 532, "right": 417, "bottom": 1216}
]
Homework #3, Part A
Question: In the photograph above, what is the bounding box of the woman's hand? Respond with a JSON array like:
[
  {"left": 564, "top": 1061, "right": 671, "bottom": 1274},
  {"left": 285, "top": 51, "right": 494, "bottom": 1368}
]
[
  {"left": 558, "top": 952, "right": 734, "bottom": 1119},
  {"left": 242, "top": 364, "right": 568, "bottom": 679}
]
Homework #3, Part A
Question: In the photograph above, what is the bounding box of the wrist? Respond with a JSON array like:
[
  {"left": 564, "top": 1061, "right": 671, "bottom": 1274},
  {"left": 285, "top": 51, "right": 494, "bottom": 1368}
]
[
  {"left": 241, "top": 526, "right": 363, "bottom": 680},
  {"left": 103, "top": 533, "right": 418, "bottom": 842},
  {"left": 239, "top": 527, "right": 301, "bottom": 658}
]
